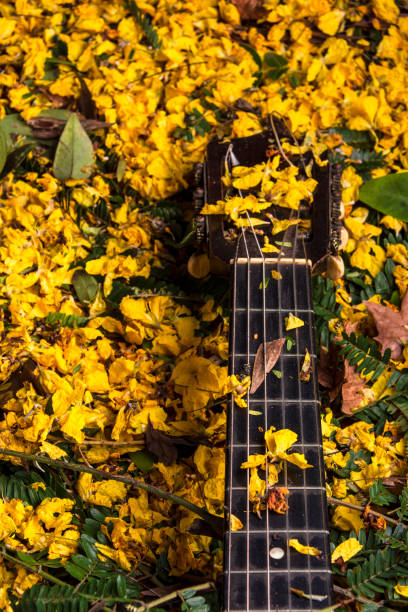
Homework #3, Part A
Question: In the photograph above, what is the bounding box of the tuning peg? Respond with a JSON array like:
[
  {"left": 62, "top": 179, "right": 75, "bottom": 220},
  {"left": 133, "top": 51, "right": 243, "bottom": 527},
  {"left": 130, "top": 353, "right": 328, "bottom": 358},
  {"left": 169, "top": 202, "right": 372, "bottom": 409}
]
[{"left": 326, "top": 254, "right": 344, "bottom": 280}]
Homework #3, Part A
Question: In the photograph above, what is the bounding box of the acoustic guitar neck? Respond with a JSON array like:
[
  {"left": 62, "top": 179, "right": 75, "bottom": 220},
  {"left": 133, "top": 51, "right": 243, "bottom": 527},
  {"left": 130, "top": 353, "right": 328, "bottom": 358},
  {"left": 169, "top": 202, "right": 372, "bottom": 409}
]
[
  {"left": 224, "top": 256, "right": 333, "bottom": 611},
  {"left": 196, "top": 126, "right": 345, "bottom": 611}
]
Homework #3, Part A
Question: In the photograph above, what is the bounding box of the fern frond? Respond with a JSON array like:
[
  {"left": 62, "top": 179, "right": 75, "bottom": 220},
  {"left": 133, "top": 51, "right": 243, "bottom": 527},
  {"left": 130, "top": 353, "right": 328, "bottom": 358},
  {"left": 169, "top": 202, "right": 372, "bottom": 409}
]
[
  {"left": 125, "top": 0, "right": 161, "bottom": 49},
  {"left": 43, "top": 312, "right": 88, "bottom": 328},
  {"left": 336, "top": 331, "right": 390, "bottom": 381},
  {"left": 347, "top": 547, "right": 408, "bottom": 600},
  {"left": 17, "top": 576, "right": 142, "bottom": 611}
]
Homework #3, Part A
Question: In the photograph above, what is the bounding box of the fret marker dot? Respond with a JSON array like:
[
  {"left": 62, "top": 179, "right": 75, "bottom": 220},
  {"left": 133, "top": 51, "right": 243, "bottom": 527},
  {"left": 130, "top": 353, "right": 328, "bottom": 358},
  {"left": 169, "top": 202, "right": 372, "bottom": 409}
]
[{"left": 269, "top": 547, "right": 285, "bottom": 560}]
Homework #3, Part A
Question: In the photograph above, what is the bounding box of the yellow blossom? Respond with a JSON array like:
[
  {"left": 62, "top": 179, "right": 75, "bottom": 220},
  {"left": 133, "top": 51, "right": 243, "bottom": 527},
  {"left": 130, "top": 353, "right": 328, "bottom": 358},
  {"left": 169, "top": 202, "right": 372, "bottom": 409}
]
[{"left": 331, "top": 537, "right": 363, "bottom": 563}]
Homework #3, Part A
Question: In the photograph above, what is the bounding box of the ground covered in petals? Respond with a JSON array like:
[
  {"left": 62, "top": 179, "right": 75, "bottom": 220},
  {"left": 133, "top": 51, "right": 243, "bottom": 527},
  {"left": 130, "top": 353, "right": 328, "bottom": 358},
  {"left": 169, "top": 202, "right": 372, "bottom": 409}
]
[{"left": 0, "top": 1, "right": 408, "bottom": 610}]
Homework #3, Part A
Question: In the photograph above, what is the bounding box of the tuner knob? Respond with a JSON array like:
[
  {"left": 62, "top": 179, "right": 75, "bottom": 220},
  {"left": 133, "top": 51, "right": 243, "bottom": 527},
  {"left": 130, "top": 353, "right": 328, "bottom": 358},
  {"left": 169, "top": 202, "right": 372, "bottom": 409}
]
[
  {"left": 337, "top": 226, "right": 349, "bottom": 250},
  {"left": 195, "top": 215, "right": 205, "bottom": 243},
  {"left": 326, "top": 254, "right": 344, "bottom": 280}
]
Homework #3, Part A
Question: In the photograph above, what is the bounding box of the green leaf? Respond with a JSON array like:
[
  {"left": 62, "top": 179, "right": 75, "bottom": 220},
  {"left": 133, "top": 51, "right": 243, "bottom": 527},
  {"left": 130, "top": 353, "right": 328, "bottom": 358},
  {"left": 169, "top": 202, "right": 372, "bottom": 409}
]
[
  {"left": 116, "top": 158, "right": 126, "bottom": 181},
  {"left": 72, "top": 270, "right": 98, "bottom": 304},
  {"left": 263, "top": 52, "right": 288, "bottom": 80},
  {"left": 129, "top": 450, "right": 155, "bottom": 473},
  {"left": 0, "top": 113, "right": 33, "bottom": 148},
  {"left": 359, "top": 172, "right": 408, "bottom": 221},
  {"left": 53, "top": 113, "right": 95, "bottom": 181},
  {"left": 0, "top": 127, "right": 7, "bottom": 175},
  {"left": 65, "top": 561, "right": 88, "bottom": 580},
  {"left": 116, "top": 574, "right": 127, "bottom": 598}
]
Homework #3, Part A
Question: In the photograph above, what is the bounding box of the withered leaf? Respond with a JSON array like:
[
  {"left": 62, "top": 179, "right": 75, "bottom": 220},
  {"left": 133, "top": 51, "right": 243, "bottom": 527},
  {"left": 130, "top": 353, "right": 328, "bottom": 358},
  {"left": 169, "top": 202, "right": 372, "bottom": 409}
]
[
  {"left": 145, "top": 419, "right": 178, "bottom": 466},
  {"left": 28, "top": 116, "right": 111, "bottom": 139},
  {"left": 78, "top": 77, "right": 97, "bottom": 119},
  {"left": 267, "top": 486, "right": 289, "bottom": 514},
  {"left": 317, "top": 344, "right": 342, "bottom": 401},
  {"left": 250, "top": 338, "right": 285, "bottom": 394},
  {"left": 290, "top": 588, "right": 327, "bottom": 603},
  {"left": 231, "top": 0, "right": 267, "bottom": 20},
  {"left": 188, "top": 517, "right": 224, "bottom": 539},
  {"left": 0, "top": 358, "right": 47, "bottom": 405},
  {"left": 341, "top": 359, "right": 366, "bottom": 415},
  {"left": 364, "top": 292, "right": 408, "bottom": 359}
]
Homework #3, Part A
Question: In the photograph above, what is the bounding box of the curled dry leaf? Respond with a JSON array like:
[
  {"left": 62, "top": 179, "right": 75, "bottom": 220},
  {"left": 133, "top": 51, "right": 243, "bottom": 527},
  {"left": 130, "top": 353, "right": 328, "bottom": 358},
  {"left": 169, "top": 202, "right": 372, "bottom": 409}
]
[
  {"left": 341, "top": 359, "right": 366, "bottom": 415},
  {"left": 145, "top": 419, "right": 177, "bottom": 466},
  {"left": 231, "top": 0, "right": 267, "bottom": 20},
  {"left": 267, "top": 486, "right": 289, "bottom": 514},
  {"left": 317, "top": 344, "right": 343, "bottom": 401},
  {"left": 250, "top": 338, "right": 285, "bottom": 394},
  {"left": 364, "top": 291, "right": 408, "bottom": 359}
]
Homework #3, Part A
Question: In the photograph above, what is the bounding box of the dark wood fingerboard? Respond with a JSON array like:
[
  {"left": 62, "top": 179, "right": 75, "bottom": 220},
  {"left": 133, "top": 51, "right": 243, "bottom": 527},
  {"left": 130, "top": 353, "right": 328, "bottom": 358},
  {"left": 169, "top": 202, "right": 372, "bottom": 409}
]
[{"left": 224, "top": 258, "right": 333, "bottom": 611}]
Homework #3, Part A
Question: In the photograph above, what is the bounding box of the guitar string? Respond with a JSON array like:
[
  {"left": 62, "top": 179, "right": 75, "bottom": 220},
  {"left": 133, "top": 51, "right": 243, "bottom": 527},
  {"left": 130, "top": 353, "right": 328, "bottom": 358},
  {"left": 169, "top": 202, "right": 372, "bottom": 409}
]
[
  {"left": 292, "top": 219, "right": 313, "bottom": 610},
  {"left": 227, "top": 236, "right": 240, "bottom": 612},
  {"left": 227, "top": 141, "right": 239, "bottom": 612},
  {"left": 302, "top": 218, "right": 333, "bottom": 602},
  {"left": 244, "top": 210, "right": 271, "bottom": 612},
  {"left": 226, "top": 143, "right": 252, "bottom": 612}
]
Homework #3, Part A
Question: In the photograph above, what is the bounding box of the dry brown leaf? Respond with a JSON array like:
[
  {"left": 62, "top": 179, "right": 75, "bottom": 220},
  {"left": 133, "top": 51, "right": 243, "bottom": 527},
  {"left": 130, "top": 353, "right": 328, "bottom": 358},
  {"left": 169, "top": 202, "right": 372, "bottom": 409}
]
[
  {"left": 267, "top": 486, "right": 289, "bottom": 514},
  {"left": 250, "top": 338, "right": 285, "bottom": 394},
  {"left": 27, "top": 116, "right": 111, "bottom": 139},
  {"left": 317, "top": 344, "right": 343, "bottom": 401},
  {"left": 231, "top": 0, "right": 266, "bottom": 20},
  {"left": 364, "top": 292, "right": 408, "bottom": 360},
  {"left": 341, "top": 359, "right": 366, "bottom": 415}
]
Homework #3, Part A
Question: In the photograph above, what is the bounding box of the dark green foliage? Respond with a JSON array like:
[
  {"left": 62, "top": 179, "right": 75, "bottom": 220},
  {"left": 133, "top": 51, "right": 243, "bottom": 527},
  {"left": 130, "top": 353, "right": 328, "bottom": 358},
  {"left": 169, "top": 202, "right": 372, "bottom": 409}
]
[
  {"left": 336, "top": 331, "right": 390, "bottom": 381},
  {"left": 0, "top": 469, "right": 59, "bottom": 506},
  {"left": 263, "top": 52, "right": 289, "bottom": 80},
  {"left": 173, "top": 108, "right": 212, "bottom": 142},
  {"left": 312, "top": 275, "right": 341, "bottom": 347},
  {"left": 43, "top": 312, "right": 88, "bottom": 328},
  {"left": 125, "top": 0, "right": 161, "bottom": 49},
  {"left": 346, "top": 546, "right": 408, "bottom": 600},
  {"left": 369, "top": 480, "right": 397, "bottom": 506},
  {"left": 16, "top": 576, "right": 141, "bottom": 611}
]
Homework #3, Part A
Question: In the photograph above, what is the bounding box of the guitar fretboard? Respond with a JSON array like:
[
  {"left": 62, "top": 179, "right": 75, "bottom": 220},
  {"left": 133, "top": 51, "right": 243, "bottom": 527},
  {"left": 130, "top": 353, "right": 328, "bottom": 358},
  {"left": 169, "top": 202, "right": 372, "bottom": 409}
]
[{"left": 224, "top": 258, "right": 333, "bottom": 611}]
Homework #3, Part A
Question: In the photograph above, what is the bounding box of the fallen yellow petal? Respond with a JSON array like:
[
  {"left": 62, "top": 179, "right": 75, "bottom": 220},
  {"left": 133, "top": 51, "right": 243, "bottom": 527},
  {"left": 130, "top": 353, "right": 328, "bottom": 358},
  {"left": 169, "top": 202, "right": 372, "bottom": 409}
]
[
  {"left": 331, "top": 537, "right": 362, "bottom": 563},
  {"left": 285, "top": 313, "right": 304, "bottom": 330},
  {"left": 289, "top": 538, "right": 322, "bottom": 556},
  {"left": 395, "top": 584, "right": 408, "bottom": 598},
  {"left": 230, "top": 514, "right": 243, "bottom": 531}
]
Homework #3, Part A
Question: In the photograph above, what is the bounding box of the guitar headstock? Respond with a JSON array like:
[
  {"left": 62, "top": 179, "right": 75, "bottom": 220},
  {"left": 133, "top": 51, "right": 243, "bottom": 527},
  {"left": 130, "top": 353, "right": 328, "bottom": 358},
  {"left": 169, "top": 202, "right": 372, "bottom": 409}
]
[{"left": 193, "top": 123, "right": 347, "bottom": 279}]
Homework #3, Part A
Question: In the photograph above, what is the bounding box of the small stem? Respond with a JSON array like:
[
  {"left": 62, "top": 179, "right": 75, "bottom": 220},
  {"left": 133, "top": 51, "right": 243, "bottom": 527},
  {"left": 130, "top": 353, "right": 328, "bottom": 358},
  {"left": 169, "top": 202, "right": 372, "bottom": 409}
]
[
  {"left": 127, "top": 581, "right": 215, "bottom": 611},
  {"left": 268, "top": 114, "right": 295, "bottom": 167},
  {"left": 333, "top": 584, "right": 387, "bottom": 608},
  {"left": 327, "top": 496, "right": 403, "bottom": 527},
  {"left": 0, "top": 549, "right": 69, "bottom": 587},
  {"left": 0, "top": 448, "right": 223, "bottom": 536}
]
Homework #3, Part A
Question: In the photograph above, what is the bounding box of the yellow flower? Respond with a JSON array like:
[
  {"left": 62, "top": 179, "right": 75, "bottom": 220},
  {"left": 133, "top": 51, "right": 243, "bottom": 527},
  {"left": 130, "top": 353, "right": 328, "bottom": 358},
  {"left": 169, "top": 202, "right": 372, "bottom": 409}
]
[
  {"left": 230, "top": 514, "right": 243, "bottom": 531},
  {"left": 40, "top": 441, "right": 67, "bottom": 460},
  {"left": 331, "top": 537, "right": 363, "bottom": 563},
  {"left": 317, "top": 10, "right": 345, "bottom": 36},
  {"left": 289, "top": 538, "right": 322, "bottom": 556},
  {"left": 395, "top": 584, "right": 408, "bottom": 598},
  {"left": 285, "top": 313, "right": 304, "bottom": 330},
  {"left": 332, "top": 496, "right": 364, "bottom": 534}
]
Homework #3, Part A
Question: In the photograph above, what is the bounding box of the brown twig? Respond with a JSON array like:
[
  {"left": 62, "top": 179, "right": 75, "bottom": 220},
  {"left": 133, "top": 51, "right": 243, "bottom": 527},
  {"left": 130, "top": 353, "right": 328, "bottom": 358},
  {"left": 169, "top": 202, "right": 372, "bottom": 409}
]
[
  {"left": 0, "top": 448, "right": 224, "bottom": 537},
  {"left": 125, "top": 581, "right": 215, "bottom": 611},
  {"left": 327, "top": 496, "right": 403, "bottom": 527}
]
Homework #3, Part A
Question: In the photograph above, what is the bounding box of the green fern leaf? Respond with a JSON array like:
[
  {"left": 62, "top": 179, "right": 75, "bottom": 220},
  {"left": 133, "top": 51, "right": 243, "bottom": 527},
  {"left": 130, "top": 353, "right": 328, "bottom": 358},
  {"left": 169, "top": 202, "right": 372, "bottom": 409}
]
[{"left": 125, "top": 0, "right": 161, "bottom": 49}]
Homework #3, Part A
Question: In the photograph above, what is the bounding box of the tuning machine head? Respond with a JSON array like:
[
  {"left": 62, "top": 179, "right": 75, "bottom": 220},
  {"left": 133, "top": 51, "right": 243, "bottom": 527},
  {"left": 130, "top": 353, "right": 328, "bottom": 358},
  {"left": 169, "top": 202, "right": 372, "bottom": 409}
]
[{"left": 311, "top": 162, "right": 348, "bottom": 280}]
